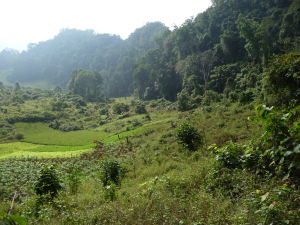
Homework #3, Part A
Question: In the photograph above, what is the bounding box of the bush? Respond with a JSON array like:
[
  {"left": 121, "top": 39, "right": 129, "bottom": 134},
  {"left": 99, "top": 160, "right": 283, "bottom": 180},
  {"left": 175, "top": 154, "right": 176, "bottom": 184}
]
[
  {"left": 15, "top": 133, "right": 24, "bottom": 140},
  {"left": 135, "top": 103, "right": 147, "bottom": 114},
  {"left": 238, "top": 90, "right": 254, "bottom": 104},
  {"left": 0, "top": 212, "right": 26, "bottom": 225},
  {"left": 34, "top": 165, "right": 62, "bottom": 203},
  {"left": 202, "top": 90, "right": 222, "bottom": 106},
  {"left": 177, "top": 90, "right": 195, "bottom": 111},
  {"left": 210, "top": 105, "right": 300, "bottom": 180},
  {"left": 112, "top": 103, "right": 129, "bottom": 114},
  {"left": 212, "top": 142, "right": 245, "bottom": 169},
  {"left": 59, "top": 123, "right": 82, "bottom": 132},
  {"left": 205, "top": 167, "right": 252, "bottom": 200},
  {"left": 263, "top": 53, "right": 300, "bottom": 107},
  {"left": 176, "top": 123, "right": 203, "bottom": 151},
  {"left": 51, "top": 100, "right": 68, "bottom": 111},
  {"left": 244, "top": 185, "right": 300, "bottom": 224},
  {"left": 66, "top": 164, "right": 82, "bottom": 195},
  {"left": 253, "top": 105, "right": 300, "bottom": 178},
  {"left": 100, "top": 160, "right": 125, "bottom": 187},
  {"left": 7, "top": 112, "right": 56, "bottom": 123}
]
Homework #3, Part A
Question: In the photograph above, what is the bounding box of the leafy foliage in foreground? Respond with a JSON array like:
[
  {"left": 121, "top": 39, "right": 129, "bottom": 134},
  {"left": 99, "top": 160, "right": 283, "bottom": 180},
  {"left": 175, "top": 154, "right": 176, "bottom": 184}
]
[{"left": 212, "top": 105, "right": 300, "bottom": 180}]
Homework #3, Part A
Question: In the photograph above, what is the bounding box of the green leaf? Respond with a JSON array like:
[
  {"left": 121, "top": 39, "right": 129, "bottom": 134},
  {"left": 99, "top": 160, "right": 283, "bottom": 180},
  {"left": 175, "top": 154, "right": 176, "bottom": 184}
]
[
  {"left": 10, "top": 215, "right": 26, "bottom": 225},
  {"left": 293, "top": 144, "right": 300, "bottom": 153},
  {"left": 284, "top": 151, "right": 293, "bottom": 157},
  {"left": 288, "top": 162, "right": 295, "bottom": 170}
]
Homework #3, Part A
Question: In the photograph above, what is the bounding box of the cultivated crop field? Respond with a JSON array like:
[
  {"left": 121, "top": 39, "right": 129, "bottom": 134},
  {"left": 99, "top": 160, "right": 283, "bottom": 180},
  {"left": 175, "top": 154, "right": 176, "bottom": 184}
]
[
  {"left": 15, "top": 122, "right": 108, "bottom": 146},
  {"left": 0, "top": 109, "right": 178, "bottom": 159}
]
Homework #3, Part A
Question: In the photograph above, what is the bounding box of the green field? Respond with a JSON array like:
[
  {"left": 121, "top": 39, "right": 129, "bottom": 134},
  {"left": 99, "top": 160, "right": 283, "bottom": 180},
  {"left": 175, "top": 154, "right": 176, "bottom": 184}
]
[
  {"left": 15, "top": 122, "right": 109, "bottom": 146},
  {"left": 0, "top": 120, "right": 157, "bottom": 158},
  {"left": 0, "top": 142, "right": 93, "bottom": 159},
  {"left": 0, "top": 109, "right": 178, "bottom": 159}
]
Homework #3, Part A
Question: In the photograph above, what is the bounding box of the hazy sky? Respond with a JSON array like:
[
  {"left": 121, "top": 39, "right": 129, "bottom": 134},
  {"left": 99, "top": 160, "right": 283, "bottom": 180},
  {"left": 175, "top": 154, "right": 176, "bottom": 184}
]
[{"left": 0, "top": 0, "right": 211, "bottom": 51}]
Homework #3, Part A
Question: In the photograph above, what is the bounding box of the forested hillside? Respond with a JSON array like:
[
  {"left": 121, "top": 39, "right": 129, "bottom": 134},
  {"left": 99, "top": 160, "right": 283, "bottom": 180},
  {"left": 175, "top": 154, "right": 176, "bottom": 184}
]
[
  {"left": 1, "top": 0, "right": 300, "bottom": 106},
  {"left": 0, "top": 22, "right": 168, "bottom": 97}
]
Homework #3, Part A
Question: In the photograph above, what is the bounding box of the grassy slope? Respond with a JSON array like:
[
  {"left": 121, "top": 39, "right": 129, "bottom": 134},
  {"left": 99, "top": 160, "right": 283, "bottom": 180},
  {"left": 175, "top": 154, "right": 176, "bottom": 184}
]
[
  {"left": 0, "top": 110, "right": 177, "bottom": 158},
  {"left": 15, "top": 122, "right": 108, "bottom": 146},
  {"left": 2, "top": 103, "right": 295, "bottom": 225}
]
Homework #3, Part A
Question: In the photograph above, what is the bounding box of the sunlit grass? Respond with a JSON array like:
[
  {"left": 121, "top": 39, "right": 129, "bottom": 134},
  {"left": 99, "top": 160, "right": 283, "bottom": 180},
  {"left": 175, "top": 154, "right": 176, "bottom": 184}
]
[
  {"left": 0, "top": 142, "right": 41, "bottom": 157},
  {"left": 0, "top": 142, "right": 93, "bottom": 159},
  {"left": 2, "top": 149, "right": 92, "bottom": 159},
  {"left": 24, "top": 144, "right": 93, "bottom": 152},
  {"left": 15, "top": 122, "right": 109, "bottom": 146}
]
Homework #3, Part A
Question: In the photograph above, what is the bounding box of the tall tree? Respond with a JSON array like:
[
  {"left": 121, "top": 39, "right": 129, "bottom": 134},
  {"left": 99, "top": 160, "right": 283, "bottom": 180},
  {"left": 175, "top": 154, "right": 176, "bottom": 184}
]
[{"left": 68, "top": 70, "right": 103, "bottom": 101}]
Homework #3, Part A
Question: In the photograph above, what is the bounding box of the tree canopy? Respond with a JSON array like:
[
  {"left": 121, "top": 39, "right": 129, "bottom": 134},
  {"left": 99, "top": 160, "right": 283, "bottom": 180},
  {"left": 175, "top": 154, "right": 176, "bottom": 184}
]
[
  {"left": 68, "top": 70, "right": 103, "bottom": 101},
  {"left": 0, "top": 0, "right": 299, "bottom": 106}
]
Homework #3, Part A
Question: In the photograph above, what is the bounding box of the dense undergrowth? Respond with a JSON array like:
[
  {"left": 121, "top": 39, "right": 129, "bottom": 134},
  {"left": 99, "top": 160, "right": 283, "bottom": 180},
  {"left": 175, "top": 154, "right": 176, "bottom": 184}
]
[{"left": 0, "top": 88, "right": 299, "bottom": 224}]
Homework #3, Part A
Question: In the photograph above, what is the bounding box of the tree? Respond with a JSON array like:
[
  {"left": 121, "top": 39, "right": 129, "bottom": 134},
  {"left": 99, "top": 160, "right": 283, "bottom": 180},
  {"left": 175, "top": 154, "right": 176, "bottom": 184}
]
[
  {"left": 112, "top": 103, "right": 129, "bottom": 114},
  {"left": 68, "top": 70, "right": 103, "bottom": 101},
  {"left": 237, "top": 15, "right": 261, "bottom": 63},
  {"left": 263, "top": 53, "right": 300, "bottom": 107},
  {"left": 176, "top": 123, "right": 203, "bottom": 151},
  {"left": 14, "top": 82, "right": 21, "bottom": 91},
  {"left": 209, "top": 63, "right": 241, "bottom": 93},
  {"left": 34, "top": 165, "right": 62, "bottom": 203}
]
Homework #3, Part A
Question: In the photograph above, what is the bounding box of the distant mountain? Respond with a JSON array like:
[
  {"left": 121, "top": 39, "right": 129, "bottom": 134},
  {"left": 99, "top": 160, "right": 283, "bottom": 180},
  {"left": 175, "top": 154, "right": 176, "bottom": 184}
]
[{"left": 4, "top": 22, "right": 168, "bottom": 97}]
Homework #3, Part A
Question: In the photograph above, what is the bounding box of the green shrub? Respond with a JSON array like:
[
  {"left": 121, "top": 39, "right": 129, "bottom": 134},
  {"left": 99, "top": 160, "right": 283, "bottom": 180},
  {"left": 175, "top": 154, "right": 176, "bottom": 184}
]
[
  {"left": 15, "top": 133, "right": 24, "bottom": 140},
  {"left": 34, "top": 165, "right": 62, "bottom": 203},
  {"left": 51, "top": 100, "right": 68, "bottom": 111},
  {"left": 253, "top": 105, "right": 300, "bottom": 178},
  {"left": 263, "top": 53, "right": 300, "bottom": 107},
  {"left": 0, "top": 212, "right": 26, "bottom": 225},
  {"left": 177, "top": 90, "right": 195, "bottom": 111},
  {"left": 100, "top": 160, "right": 125, "bottom": 187},
  {"left": 238, "top": 90, "right": 254, "bottom": 104},
  {"left": 112, "top": 103, "right": 129, "bottom": 114},
  {"left": 213, "top": 142, "right": 245, "bottom": 169},
  {"left": 176, "top": 123, "right": 203, "bottom": 151},
  {"left": 135, "top": 103, "right": 147, "bottom": 114},
  {"left": 210, "top": 105, "right": 300, "bottom": 180},
  {"left": 205, "top": 167, "right": 252, "bottom": 200},
  {"left": 244, "top": 185, "right": 300, "bottom": 225},
  {"left": 66, "top": 164, "right": 82, "bottom": 195},
  {"left": 59, "top": 123, "right": 83, "bottom": 132},
  {"left": 202, "top": 90, "right": 222, "bottom": 106},
  {"left": 103, "top": 183, "right": 118, "bottom": 201}
]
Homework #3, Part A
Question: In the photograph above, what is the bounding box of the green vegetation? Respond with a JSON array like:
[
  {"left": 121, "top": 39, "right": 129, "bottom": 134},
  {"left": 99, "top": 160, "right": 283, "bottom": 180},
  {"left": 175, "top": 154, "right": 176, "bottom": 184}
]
[
  {"left": 176, "top": 123, "right": 203, "bottom": 151},
  {"left": 112, "top": 103, "right": 129, "bottom": 114},
  {"left": 0, "top": 142, "right": 41, "bottom": 158},
  {"left": 15, "top": 122, "right": 107, "bottom": 146},
  {"left": 68, "top": 70, "right": 103, "bottom": 101},
  {"left": 34, "top": 165, "right": 62, "bottom": 203},
  {"left": 0, "top": 0, "right": 300, "bottom": 224}
]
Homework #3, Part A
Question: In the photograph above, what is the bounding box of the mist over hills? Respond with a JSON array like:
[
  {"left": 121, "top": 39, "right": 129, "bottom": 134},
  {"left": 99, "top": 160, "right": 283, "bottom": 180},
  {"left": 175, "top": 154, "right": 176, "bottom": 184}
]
[{"left": 0, "top": 22, "right": 168, "bottom": 97}]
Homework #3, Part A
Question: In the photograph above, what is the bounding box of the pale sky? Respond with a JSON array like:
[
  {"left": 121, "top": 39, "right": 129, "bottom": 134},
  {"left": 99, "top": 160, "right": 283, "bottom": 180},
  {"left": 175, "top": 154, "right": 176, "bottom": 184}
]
[{"left": 0, "top": 0, "right": 211, "bottom": 51}]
